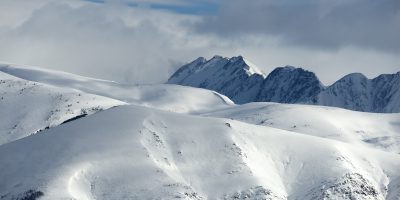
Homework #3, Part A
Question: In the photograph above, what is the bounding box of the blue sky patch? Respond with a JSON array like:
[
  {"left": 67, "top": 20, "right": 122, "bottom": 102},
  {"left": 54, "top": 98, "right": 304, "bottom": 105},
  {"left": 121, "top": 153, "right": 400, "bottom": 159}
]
[{"left": 126, "top": 1, "right": 219, "bottom": 15}]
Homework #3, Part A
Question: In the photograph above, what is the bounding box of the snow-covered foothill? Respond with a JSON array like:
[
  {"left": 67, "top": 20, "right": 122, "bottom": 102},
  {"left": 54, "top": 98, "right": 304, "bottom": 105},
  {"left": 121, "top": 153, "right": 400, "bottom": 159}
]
[
  {"left": 1, "top": 105, "right": 399, "bottom": 199},
  {"left": 0, "top": 71, "right": 125, "bottom": 145},
  {"left": 0, "top": 64, "right": 234, "bottom": 114},
  {"left": 205, "top": 102, "right": 400, "bottom": 153}
]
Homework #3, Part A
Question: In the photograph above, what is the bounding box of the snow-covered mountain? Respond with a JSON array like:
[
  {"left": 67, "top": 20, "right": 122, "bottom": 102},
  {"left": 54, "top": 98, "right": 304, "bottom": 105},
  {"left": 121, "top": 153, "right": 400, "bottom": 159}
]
[
  {"left": 1, "top": 64, "right": 400, "bottom": 199},
  {"left": 319, "top": 72, "right": 400, "bottom": 112},
  {"left": 256, "top": 66, "right": 324, "bottom": 104},
  {"left": 168, "top": 56, "right": 265, "bottom": 104},
  {"left": 168, "top": 56, "right": 400, "bottom": 113}
]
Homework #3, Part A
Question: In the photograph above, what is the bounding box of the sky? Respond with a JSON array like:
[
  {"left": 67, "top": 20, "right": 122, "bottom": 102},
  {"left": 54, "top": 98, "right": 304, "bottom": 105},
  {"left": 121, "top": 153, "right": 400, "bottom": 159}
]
[{"left": 0, "top": 0, "right": 399, "bottom": 85}]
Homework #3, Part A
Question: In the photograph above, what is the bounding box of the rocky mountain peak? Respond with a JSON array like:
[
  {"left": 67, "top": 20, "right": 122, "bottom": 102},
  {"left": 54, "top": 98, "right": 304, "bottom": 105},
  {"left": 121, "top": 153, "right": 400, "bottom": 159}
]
[{"left": 167, "top": 56, "right": 400, "bottom": 112}]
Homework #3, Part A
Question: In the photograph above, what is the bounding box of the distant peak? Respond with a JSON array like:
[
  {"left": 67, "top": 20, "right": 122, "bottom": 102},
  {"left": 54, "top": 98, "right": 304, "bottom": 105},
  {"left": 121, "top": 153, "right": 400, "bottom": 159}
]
[
  {"left": 282, "top": 65, "right": 296, "bottom": 70},
  {"left": 229, "top": 55, "right": 244, "bottom": 61},
  {"left": 204, "top": 55, "right": 265, "bottom": 77},
  {"left": 267, "top": 65, "right": 322, "bottom": 86},
  {"left": 194, "top": 57, "right": 206, "bottom": 62},
  {"left": 241, "top": 57, "right": 265, "bottom": 77},
  {"left": 190, "top": 57, "right": 207, "bottom": 64},
  {"left": 341, "top": 73, "right": 368, "bottom": 81},
  {"left": 211, "top": 55, "right": 224, "bottom": 60},
  {"left": 228, "top": 55, "right": 265, "bottom": 77},
  {"left": 272, "top": 65, "right": 305, "bottom": 73}
]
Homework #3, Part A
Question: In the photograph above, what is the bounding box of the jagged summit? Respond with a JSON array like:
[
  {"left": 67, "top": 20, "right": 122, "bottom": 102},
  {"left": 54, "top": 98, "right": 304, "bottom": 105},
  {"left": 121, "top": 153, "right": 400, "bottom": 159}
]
[
  {"left": 343, "top": 72, "right": 368, "bottom": 78},
  {"left": 336, "top": 73, "right": 369, "bottom": 84},
  {"left": 167, "top": 55, "right": 266, "bottom": 103},
  {"left": 168, "top": 56, "right": 400, "bottom": 113},
  {"left": 257, "top": 66, "right": 324, "bottom": 104},
  {"left": 168, "top": 56, "right": 265, "bottom": 84},
  {"left": 168, "top": 57, "right": 324, "bottom": 105},
  {"left": 275, "top": 65, "right": 297, "bottom": 71}
]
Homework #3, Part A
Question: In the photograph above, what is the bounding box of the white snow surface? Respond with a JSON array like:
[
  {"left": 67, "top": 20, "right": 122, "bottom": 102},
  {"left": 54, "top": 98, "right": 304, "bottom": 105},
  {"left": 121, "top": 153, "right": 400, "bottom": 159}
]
[
  {"left": 0, "top": 64, "right": 234, "bottom": 114},
  {"left": 0, "top": 71, "right": 125, "bottom": 145},
  {"left": 0, "top": 64, "right": 400, "bottom": 200},
  {"left": 204, "top": 102, "right": 400, "bottom": 153}
]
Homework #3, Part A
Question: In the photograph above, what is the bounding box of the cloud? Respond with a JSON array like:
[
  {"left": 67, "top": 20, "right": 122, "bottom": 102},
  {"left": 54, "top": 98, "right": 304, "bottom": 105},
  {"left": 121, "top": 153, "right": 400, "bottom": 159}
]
[
  {"left": 0, "top": 0, "right": 398, "bottom": 86},
  {"left": 196, "top": 0, "right": 400, "bottom": 53},
  {"left": 0, "top": 1, "right": 213, "bottom": 84}
]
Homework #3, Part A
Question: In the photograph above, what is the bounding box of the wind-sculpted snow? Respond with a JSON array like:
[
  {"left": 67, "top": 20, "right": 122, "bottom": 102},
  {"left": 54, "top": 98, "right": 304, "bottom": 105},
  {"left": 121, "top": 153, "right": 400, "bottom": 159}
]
[{"left": 168, "top": 56, "right": 400, "bottom": 113}]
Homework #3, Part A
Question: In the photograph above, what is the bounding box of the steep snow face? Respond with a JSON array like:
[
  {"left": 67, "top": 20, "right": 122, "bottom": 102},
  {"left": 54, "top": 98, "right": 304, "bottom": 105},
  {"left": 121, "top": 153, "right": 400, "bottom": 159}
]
[
  {"left": 204, "top": 102, "right": 400, "bottom": 154},
  {"left": 370, "top": 72, "right": 400, "bottom": 113},
  {"left": 257, "top": 66, "right": 324, "bottom": 104},
  {"left": 0, "top": 71, "right": 125, "bottom": 145},
  {"left": 318, "top": 72, "right": 400, "bottom": 112},
  {"left": 168, "top": 59, "right": 324, "bottom": 105},
  {"left": 167, "top": 56, "right": 266, "bottom": 104},
  {"left": 1, "top": 104, "right": 399, "bottom": 200},
  {"left": 318, "top": 73, "right": 371, "bottom": 112}
]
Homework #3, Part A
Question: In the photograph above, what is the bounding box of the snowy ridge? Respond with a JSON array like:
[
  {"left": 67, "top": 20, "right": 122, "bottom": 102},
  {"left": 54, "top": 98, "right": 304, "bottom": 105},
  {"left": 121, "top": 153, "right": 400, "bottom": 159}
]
[
  {"left": 204, "top": 102, "right": 400, "bottom": 154},
  {"left": 0, "top": 71, "right": 125, "bottom": 145},
  {"left": 0, "top": 64, "right": 234, "bottom": 114},
  {"left": 168, "top": 56, "right": 400, "bottom": 113},
  {"left": 0, "top": 64, "right": 400, "bottom": 199}
]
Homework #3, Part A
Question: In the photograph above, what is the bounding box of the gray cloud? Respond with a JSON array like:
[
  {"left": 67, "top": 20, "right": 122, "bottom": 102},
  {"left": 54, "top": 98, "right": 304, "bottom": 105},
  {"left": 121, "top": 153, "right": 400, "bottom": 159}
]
[
  {"left": 0, "top": 1, "right": 209, "bottom": 84},
  {"left": 0, "top": 0, "right": 398, "bottom": 86},
  {"left": 196, "top": 0, "right": 400, "bottom": 52}
]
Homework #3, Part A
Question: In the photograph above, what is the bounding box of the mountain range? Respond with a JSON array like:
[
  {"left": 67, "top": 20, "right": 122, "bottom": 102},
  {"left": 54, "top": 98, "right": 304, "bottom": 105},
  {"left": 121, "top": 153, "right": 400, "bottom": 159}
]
[
  {"left": 168, "top": 56, "right": 400, "bottom": 113},
  {"left": 0, "top": 64, "right": 400, "bottom": 199}
]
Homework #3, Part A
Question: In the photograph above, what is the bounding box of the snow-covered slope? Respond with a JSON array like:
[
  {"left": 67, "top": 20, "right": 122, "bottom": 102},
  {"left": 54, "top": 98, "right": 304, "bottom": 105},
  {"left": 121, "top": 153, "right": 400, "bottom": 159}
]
[
  {"left": 0, "top": 64, "right": 233, "bottom": 114},
  {"left": 205, "top": 102, "right": 400, "bottom": 153},
  {"left": 0, "top": 71, "right": 125, "bottom": 145},
  {"left": 167, "top": 56, "right": 265, "bottom": 104},
  {"left": 1, "top": 104, "right": 400, "bottom": 200},
  {"left": 1, "top": 63, "right": 400, "bottom": 199},
  {"left": 128, "top": 84, "right": 234, "bottom": 113},
  {"left": 167, "top": 56, "right": 400, "bottom": 113}
]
